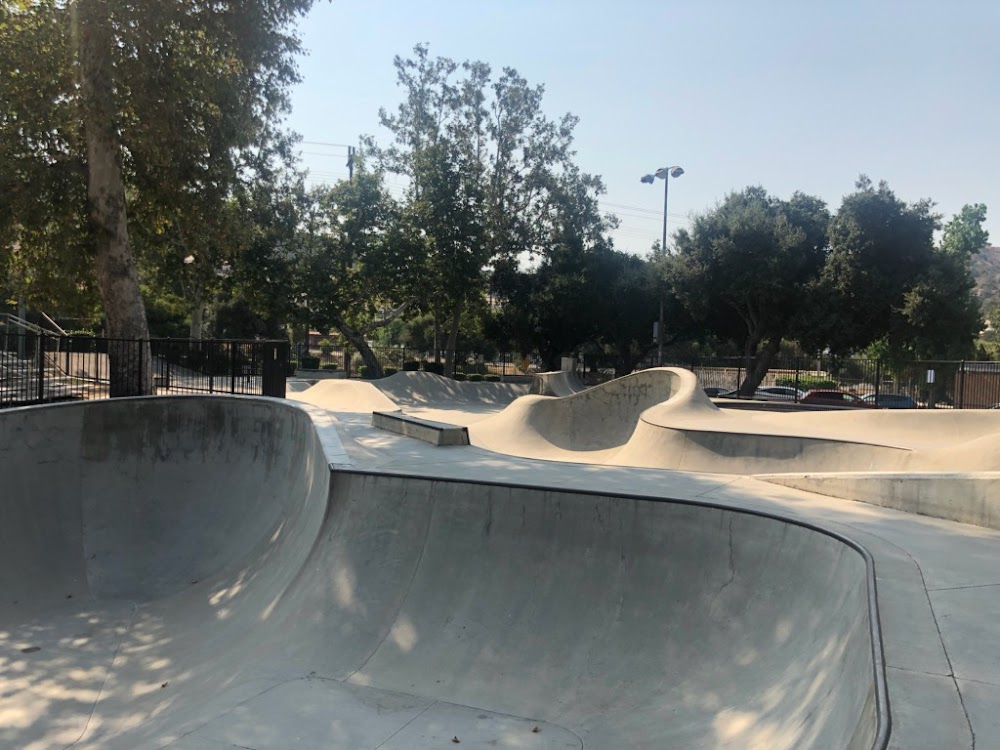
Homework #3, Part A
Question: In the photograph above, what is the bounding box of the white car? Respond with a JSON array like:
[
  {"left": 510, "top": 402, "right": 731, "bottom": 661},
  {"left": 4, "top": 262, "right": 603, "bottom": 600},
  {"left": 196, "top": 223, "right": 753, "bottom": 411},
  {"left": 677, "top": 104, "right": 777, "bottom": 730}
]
[{"left": 752, "top": 386, "right": 805, "bottom": 401}]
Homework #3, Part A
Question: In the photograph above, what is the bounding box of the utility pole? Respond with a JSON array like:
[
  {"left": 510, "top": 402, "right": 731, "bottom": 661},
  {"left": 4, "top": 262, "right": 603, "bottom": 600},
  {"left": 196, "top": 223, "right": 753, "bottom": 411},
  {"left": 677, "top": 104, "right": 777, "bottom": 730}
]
[{"left": 346, "top": 146, "right": 355, "bottom": 183}]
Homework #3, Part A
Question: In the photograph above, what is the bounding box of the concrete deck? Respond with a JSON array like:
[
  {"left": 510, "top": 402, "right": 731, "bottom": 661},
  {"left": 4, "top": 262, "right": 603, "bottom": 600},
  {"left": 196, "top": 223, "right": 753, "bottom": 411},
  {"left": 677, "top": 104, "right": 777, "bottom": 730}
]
[{"left": 2, "top": 371, "right": 999, "bottom": 748}]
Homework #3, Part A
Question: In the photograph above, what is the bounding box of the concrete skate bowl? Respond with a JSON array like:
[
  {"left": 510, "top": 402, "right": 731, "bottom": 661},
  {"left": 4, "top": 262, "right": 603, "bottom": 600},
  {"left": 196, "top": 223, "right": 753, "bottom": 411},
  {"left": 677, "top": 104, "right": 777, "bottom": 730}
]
[
  {"left": 1, "top": 393, "right": 888, "bottom": 750},
  {"left": 472, "top": 367, "right": 713, "bottom": 461}
]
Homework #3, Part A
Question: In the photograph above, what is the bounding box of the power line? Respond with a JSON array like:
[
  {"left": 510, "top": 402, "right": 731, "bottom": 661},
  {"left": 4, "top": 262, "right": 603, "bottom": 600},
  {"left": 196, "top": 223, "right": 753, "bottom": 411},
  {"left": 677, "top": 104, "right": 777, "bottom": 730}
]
[{"left": 300, "top": 140, "right": 355, "bottom": 149}]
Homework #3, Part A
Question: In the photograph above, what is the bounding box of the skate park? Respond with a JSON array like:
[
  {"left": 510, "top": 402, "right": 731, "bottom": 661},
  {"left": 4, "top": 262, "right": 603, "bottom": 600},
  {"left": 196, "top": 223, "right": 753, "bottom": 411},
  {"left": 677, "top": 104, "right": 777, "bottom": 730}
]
[{"left": 2, "top": 368, "right": 998, "bottom": 749}]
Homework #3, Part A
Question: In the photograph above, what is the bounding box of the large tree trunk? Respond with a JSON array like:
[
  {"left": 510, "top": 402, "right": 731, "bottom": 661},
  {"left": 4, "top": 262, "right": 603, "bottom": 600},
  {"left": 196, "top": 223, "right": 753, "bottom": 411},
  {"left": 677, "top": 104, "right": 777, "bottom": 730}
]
[
  {"left": 189, "top": 297, "right": 205, "bottom": 340},
  {"left": 443, "top": 299, "right": 462, "bottom": 378},
  {"left": 332, "top": 315, "right": 382, "bottom": 378},
  {"left": 740, "top": 336, "right": 782, "bottom": 396},
  {"left": 433, "top": 313, "right": 441, "bottom": 364},
  {"left": 78, "top": 0, "right": 152, "bottom": 396}
]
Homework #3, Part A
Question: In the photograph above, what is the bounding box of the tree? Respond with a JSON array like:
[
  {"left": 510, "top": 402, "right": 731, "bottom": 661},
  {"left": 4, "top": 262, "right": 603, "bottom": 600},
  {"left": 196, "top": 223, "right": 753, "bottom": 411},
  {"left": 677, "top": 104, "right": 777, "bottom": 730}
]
[
  {"left": 1, "top": 0, "right": 315, "bottom": 394},
  {"left": 368, "top": 44, "right": 595, "bottom": 376},
  {"left": 668, "top": 187, "right": 829, "bottom": 394},
  {"left": 894, "top": 204, "right": 987, "bottom": 360},
  {"left": 296, "top": 169, "right": 423, "bottom": 378}
]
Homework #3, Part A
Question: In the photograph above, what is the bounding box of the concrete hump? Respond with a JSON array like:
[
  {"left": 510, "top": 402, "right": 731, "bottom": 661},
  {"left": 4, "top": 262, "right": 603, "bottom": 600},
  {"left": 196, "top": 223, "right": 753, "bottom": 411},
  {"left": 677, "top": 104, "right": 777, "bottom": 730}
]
[
  {"left": 375, "top": 370, "right": 529, "bottom": 407},
  {"left": 288, "top": 378, "right": 400, "bottom": 412},
  {"left": 470, "top": 367, "right": 712, "bottom": 457}
]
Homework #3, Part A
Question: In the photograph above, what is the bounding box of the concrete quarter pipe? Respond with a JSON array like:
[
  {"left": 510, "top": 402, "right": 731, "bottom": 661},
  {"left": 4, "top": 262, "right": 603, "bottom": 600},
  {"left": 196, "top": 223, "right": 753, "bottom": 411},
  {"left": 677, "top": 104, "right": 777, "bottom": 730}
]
[{"left": 0, "top": 396, "right": 887, "bottom": 749}]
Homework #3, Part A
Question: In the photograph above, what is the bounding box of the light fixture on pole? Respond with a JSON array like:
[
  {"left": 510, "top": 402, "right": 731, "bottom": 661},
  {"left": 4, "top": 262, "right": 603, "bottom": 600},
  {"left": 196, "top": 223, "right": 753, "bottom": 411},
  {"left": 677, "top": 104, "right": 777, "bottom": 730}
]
[{"left": 641, "top": 165, "right": 684, "bottom": 366}]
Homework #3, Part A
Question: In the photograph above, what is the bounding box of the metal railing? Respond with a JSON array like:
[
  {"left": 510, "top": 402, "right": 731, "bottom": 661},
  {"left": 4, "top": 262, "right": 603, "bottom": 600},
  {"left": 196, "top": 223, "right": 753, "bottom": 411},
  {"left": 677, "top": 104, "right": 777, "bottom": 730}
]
[
  {"left": 645, "top": 355, "right": 1000, "bottom": 409},
  {"left": 0, "top": 333, "right": 289, "bottom": 409},
  {"left": 291, "top": 343, "right": 528, "bottom": 379}
]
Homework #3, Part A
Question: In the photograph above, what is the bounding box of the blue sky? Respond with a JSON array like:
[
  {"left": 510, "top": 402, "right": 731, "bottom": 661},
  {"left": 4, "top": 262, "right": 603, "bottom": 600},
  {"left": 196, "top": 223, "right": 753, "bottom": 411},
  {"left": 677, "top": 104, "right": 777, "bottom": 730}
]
[{"left": 286, "top": 0, "right": 999, "bottom": 254}]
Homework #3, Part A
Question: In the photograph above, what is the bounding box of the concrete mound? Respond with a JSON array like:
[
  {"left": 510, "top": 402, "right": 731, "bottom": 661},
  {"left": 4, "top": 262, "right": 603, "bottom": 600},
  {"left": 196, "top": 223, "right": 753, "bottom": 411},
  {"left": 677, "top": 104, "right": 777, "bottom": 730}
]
[
  {"left": 289, "top": 377, "right": 400, "bottom": 412},
  {"left": 376, "top": 370, "right": 529, "bottom": 407},
  {"left": 470, "top": 367, "right": 713, "bottom": 460},
  {"left": 1, "top": 397, "right": 884, "bottom": 749}
]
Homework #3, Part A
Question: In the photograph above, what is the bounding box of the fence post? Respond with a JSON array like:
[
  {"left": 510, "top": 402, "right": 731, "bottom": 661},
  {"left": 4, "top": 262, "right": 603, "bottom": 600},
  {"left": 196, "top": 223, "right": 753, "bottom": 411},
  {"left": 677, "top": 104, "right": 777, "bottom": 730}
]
[
  {"left": 794, "top": 357, "right": 801, "bottom": 401},
  {"left": 37, "top": 332, "right": 45, "bottom": 402},
  {"left": 875, "top": 360, "right": 882, "bottom": 402},
  {"left": 959, "top": 361, "right": 966, "bottom": 409},
  {"left": 229, "top": 343, "right": 237, "bottom": 394},
  {"left": 208, "top": 341, "right": 214, "bottom": 394}
]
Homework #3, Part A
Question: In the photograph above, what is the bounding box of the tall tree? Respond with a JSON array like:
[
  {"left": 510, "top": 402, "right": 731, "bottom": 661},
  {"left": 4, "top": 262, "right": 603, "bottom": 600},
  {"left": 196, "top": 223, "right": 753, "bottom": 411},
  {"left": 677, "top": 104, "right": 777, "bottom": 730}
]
[
  {"left": 669, "top": 187, "right": 829, "bottom": 394},
  {"left": 810, "top": 177, "right": 937, "bottom": 355},
  {"left": 368, "top": 44, "right": 594, "bottom": 376},
  {"left": 1, "top": 0, "right": 314, "bottom": 393}
]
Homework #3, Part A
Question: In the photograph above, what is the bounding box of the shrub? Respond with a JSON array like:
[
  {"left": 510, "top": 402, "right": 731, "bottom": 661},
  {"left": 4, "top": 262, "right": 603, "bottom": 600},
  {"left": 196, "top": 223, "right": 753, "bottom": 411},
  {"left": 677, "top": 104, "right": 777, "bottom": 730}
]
[
  {"left": 287, "top": 360, "right": 299, "bottom": 376},
  {"left": 300, "top": 355, "right": 320, "bottom": 369},
  {"left": 484, "top": 374, "right": 500, "bottom": 382},
  {"left": 358, "top": 365, "right": 375, "bottom": 379},
  {"left": 317, "top": 338, "right": 334, "bottom": 354},
  {"left": 383, "top": 366, "right": 398, "bottom": 377},
  {"left": 403, "top": 360, "right": 421, "bottom": 371},
  {"left": 452, "top": 372, "right": 467, "bottom": 381},
  {"left": 423, "top": 361, "right": 445, "bottom": 375},
  {"left": 775, "top": 376, "right": 836, "bottom": 390},
  {"left": 467, "top": 373, "right": 483, "bottom": 382},
  {"left": 320, "top": 363, "right": 339, "bottom": 371}
]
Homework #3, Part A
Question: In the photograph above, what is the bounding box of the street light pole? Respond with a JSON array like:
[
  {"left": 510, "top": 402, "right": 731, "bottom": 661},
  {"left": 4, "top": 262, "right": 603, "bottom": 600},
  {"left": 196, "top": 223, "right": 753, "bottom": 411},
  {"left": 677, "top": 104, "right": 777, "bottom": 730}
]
[{"left": 641, "top": 165, "right": 684, "bottom": 366}]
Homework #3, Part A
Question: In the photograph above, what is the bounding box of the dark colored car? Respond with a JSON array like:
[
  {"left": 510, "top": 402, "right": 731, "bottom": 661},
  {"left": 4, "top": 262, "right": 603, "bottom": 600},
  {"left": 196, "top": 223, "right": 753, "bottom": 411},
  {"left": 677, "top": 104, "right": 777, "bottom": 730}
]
[
  {"left": 861, "top": 393, "right": 918, "bottom": 409},
  {"left": 703, "top": 386, "right": 729, "bottom": 397},
  {"left": 799, "top": 389, "right": 873, "bottom": 408}
]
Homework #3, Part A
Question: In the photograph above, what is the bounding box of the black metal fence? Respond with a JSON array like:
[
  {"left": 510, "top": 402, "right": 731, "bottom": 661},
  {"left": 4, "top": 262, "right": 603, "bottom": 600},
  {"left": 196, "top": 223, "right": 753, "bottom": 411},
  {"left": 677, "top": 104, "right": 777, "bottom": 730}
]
[
  {"left": 291, "top": 343, "right": 527, "bottom": 379},
  {"left": 0, "top": 333, "right": 289, "bottom": 409},
  {"left": 656, "top": 355, "right": 1000, "bottom": 409}
]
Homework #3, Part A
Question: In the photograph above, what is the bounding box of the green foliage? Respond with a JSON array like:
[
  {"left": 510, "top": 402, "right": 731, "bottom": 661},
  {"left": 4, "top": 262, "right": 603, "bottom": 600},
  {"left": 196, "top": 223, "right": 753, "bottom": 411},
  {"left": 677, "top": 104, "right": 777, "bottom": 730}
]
[
  {"left": 484, "top": 374, "right": 500, "bottom": 382},
  {"left": 467, "top": 373, "right": 484, "bottom": 382},
  {"left": 383, "top": 367, "right": 399, "bottom": 377},
  {"left": 299, "top": 355, "right": 320, "bottom": 369},
  {"left": 143, "top": 289, "right": 190, "bottom": 339},
  {"left": 320, "top": 363, "right": 339, "bottom": 371},
  {"left": 452, "top": 372, "right": 467, "bottom": 381},
  {"left": 403, "top": 360, "right": 421, "bottom": 371},
  {"left": 358, "top": 365, "right": 376, "bottom": 379},
  {"left": 286, "top": 360, "right": 298, "bottom": 376},
  {"left": 775, "top": 376, "right": 836, "bottom": 390},
  {"left": 318, "top": 338, "right": 334, "bottom": 354},
  {"left": 423, "top": 361, "right": 445, "bottom": 375}
]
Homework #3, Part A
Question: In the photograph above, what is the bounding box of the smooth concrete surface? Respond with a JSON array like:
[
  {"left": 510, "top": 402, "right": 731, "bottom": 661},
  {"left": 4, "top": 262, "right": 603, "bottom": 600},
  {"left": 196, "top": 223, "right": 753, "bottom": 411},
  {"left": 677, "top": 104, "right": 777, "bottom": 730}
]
[
  {"left": 325, "top": 409, "right": 1000, "bottom": 750},
  {"left": 2, "top": 396, "right": 883, "bottom": 749},
  {"left": 371, "top": 410, "right": 470, "bottom": 446},
  {"left": 758, "top": 472, "right": 1000, "bottom": 531},
  {"left": 529, "top": 370, "right": 587, "bottom": 396},
  {"left": 6, "top": 367, "right": 1000, "bottom": 749},
  {"left": 290, "top": 371, "right": 529, "bottom": 415},
  {"left": 467, "top": 368, "right": 1000, "bottom": 522}
]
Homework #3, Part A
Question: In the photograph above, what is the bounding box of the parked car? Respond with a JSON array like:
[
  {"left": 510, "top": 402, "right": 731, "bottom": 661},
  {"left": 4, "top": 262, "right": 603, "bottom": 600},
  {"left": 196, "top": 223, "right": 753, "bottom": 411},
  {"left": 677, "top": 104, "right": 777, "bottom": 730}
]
[
  {"left": 799, "top": 389, "right": 873, "bottom": 408},
  {"left": 753, "top": 385, "right": 806, "bottom": 402},
  {"left": 861, "top": 393, "right": 918, "bottom": 409},
  {"left": 703, "top": 386, "right": 730, "bottom": 397}
]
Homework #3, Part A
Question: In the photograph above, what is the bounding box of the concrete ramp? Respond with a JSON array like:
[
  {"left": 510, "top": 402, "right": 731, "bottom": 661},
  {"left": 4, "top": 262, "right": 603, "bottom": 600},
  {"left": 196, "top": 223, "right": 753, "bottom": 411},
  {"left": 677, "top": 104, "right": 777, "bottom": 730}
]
[
  {"left": 472, "top": 367, "right": 709, "bottom": 459},
  {"left": 376, "top": 370, "right": 529, "bottom": 407},
  {"left": 530, "top": 370, "right": 587, "bottom": 396},
  {"left": 289, "top": 378, "right": 400, "bottom": 412},
  {"left": 288, "top": 371, "right": 529, "bottom": 414},
  {"left": 1, "top": 396, "right": 885, "bottom": 749}
]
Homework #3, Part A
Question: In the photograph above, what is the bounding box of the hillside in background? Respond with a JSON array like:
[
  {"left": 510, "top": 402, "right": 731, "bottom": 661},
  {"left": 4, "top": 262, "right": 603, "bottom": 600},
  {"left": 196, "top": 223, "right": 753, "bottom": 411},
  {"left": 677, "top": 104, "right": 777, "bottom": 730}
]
[{"left": 973, "top": 246, "right": 1000, "bottom": 314}]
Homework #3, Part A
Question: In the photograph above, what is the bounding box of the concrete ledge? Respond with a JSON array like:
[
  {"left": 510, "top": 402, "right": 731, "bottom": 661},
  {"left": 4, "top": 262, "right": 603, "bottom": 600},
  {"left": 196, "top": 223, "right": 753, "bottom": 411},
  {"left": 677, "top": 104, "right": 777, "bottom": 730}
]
[
  {"left": 757, "top": 471, "right": 1000, "bottom": 530},
  {"left": 372, "top": 410, "right": 469, "bottom": 446}
]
